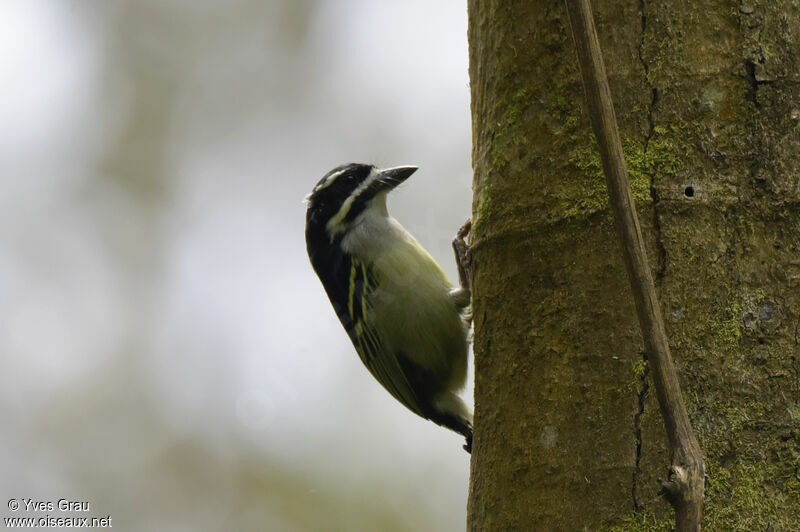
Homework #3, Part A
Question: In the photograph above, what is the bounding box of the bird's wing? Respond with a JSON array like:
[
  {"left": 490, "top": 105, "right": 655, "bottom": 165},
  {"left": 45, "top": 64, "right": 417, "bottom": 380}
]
[{"left": 344, "top": 259, "right": 426, "bottom": 418}]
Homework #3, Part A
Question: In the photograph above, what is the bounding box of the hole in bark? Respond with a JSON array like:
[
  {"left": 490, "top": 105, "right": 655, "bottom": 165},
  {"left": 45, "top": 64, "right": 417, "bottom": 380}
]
[{"left": 684, "top": 186, "right": 695, "bottom": 198}]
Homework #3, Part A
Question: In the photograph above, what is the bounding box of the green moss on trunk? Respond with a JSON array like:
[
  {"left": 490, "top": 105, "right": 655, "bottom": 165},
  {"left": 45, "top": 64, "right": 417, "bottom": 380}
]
[{"left": 467, "top": 0, "right": 800, "bottom": 529}]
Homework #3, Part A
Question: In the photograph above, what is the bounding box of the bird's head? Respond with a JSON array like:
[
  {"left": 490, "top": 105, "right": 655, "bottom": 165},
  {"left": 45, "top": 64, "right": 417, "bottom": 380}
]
[{"left": 305, "top": 163, "right": 417, "bottom": 239}]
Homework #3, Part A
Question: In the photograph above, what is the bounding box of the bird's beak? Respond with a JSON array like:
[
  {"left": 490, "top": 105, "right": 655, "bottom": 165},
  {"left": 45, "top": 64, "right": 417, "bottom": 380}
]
[{"left": 373, "top": 166, "right": 418, "bottom": 192}]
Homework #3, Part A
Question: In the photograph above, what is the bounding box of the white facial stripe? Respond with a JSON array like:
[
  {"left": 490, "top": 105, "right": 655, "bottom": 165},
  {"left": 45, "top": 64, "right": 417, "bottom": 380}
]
[
  {"left": 326, "top": 167, "right": 380, "bottom": 237},
  {"left": 315, "top": 168, "right": 347, "bottom": 193}
]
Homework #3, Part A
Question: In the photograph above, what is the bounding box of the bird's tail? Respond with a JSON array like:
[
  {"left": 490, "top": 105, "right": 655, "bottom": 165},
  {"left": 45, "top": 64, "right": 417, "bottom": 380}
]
[{"left": 432, "top": 392, "right": 473, "bottom": 453}]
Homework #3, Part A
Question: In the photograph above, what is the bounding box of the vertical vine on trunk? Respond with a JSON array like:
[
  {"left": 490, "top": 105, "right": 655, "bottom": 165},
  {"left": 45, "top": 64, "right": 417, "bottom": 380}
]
[{"left": 564, "top": 1, "right": 705, "bottom": 529}]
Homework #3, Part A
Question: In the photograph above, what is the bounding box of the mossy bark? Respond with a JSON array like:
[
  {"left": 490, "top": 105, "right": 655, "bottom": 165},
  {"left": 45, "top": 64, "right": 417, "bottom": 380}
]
[{"left": 466, "top": 1, "right": 800, "bottom": 530}]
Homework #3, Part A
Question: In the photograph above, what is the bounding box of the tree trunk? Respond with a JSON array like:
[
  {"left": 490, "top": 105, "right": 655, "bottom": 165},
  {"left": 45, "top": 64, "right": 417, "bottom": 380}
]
[{"left": 466, "top": 1, "right": 800, "bottom": 530}]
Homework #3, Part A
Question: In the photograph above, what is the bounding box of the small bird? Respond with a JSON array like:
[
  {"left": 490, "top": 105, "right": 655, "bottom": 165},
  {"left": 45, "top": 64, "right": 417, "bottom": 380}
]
[{"left": 305, "top": 163, "right": 473, "bottom": 452}]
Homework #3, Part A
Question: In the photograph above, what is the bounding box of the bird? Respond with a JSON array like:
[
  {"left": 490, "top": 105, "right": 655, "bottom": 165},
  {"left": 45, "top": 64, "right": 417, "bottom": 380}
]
[{"left": 305, "top": 163, "right": 473, "bottom": 452}]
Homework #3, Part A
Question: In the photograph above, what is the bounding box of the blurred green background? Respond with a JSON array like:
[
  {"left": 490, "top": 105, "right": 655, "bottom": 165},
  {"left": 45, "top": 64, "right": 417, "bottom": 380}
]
[{"left": 0, "top": 1, "right": 473, "bottom": 530}]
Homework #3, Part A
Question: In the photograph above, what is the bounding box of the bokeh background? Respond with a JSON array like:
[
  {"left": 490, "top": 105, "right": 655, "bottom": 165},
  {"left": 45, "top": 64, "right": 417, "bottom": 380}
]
[{"left": 0, "top": 1, "right": 473, "bottom": 530}]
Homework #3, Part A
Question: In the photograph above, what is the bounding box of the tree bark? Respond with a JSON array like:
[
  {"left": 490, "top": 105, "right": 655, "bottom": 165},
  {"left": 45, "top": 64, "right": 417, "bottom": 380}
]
[
  {"left": 565, "top": 1, "right": 705, "bottom": 528},
  {"left": 466, "top": 1, "right": 800, "bottom": 530}
]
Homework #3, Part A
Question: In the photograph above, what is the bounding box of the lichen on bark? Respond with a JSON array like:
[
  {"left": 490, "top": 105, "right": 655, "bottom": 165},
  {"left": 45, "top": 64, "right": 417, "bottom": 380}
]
[{"left": 467, "top": 0, "right": 800, "bottom": 530}]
